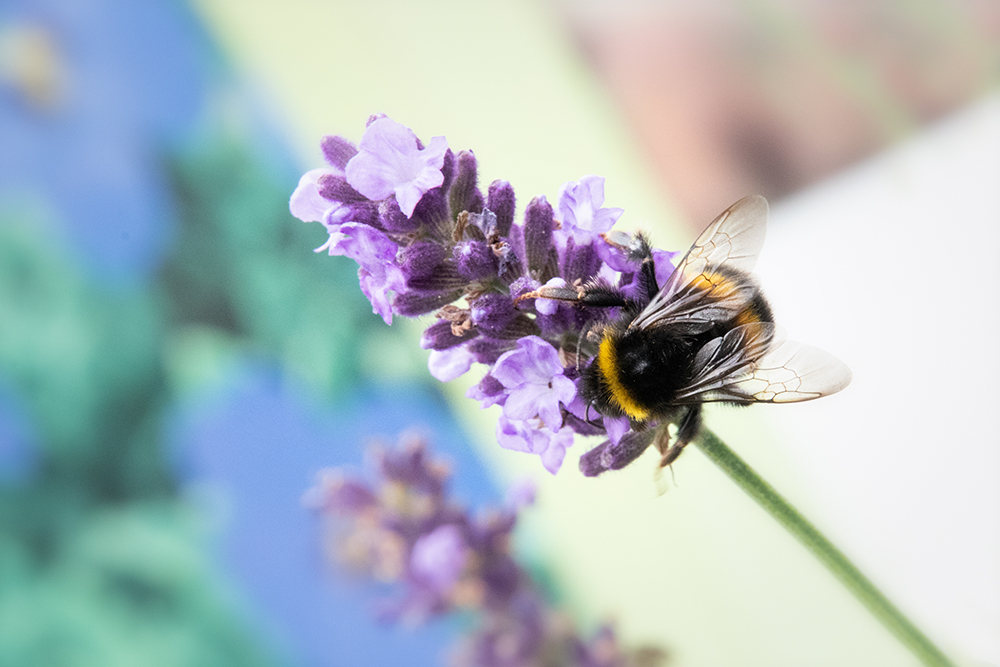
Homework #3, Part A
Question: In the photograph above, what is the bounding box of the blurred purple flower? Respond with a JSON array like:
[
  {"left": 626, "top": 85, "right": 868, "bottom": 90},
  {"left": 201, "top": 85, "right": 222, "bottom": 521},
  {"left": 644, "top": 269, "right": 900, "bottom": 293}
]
[
  {"left": 309, "top": 433, "right": 667, "bottom": 665},
  {"left": 491, "top": 336, "right": 575, "bottom": 428},
  {"left": 410, "top": 524, "right": 468, "bottom": 593},
  {"left": 428, "top": 345, "right": 475, "bottom": 382},
  {"left": 345, "top": 117, "right": 449, "bottom": 217}
]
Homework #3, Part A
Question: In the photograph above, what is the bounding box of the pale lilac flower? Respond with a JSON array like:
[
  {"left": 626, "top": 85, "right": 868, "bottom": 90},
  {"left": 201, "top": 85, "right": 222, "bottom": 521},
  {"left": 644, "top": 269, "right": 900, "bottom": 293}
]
[
  {"left": 345, "top": 117, "right": 449, "bottom": 217},
  {"left": 490, "top": 336, "right": 575, "bottom": 428},
  {"left": 410, "top": 524, "right": 468, "bottom": 593},
  {"left": 504, "top": 478, "right": 537, "bottom": 510},
  {"left": 320, "top": 222, "right": 405, "bottom": 324},
  {"left": 535, "top": 277, "right": 566, "bottom": 316},
  {"left": 603, "top": 415, "right": 631, "bottom": 446},
  {"left": 496, "top": 416, "right": 575, "bottom": 474},
  {"left": 289, "top": 167, "right": 344, "bottom": 223},
  {"left": 428, "top": 346, "right": 475, "bottom": 382},
  {"left": 557, "top": 176, "right": 624, "bottom": 245}
]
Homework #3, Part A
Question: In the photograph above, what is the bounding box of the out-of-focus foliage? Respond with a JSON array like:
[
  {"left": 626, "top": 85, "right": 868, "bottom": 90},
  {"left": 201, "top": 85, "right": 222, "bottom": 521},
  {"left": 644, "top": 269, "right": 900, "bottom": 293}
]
[{"left": 0, "top": 1, "right": 401, "bottom": 665}]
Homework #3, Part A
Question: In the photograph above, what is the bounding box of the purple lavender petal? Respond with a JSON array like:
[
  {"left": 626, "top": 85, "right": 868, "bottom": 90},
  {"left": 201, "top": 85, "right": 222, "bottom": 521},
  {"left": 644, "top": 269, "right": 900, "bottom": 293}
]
[
  {"left": 539, "top": 427, "right": 574, "bottom": 474},
  {"left": 653, "top": 248, "right": 679, "bottom": 289},
  {"left": 466, "top": 373, "right": 507, "bottom": 408},
  {"left": 495, "top": 416, "right": 534, "bottom": 453},
  {"left": 410, "top": 524, "right": 468, "bottom": 593},
  {"left": 604, "top": 415, "right": 631, "bottom": 445},
  {"left": 557, "top": 175, "right": 624, "bottom": 244},
  {"left": 501, "top": 383, "right": 552, "bottom": 422},
  {"left": 534, "top": 278, "right": 566, "bottom": 316},
  {"left": 345, "top": 117, "right": 449, "bottom": 217},
  {"left": 428, "top": 346, "right": 475, "bottom": 382},
  {"left": 290, "top": 168, "right": 343, "bottom": 223},
  {"left": 490, "top": 336, "right": 562, "bottom": 388},
  {"left": 321, "top": 222, "right": 405, "bottom": 324}
]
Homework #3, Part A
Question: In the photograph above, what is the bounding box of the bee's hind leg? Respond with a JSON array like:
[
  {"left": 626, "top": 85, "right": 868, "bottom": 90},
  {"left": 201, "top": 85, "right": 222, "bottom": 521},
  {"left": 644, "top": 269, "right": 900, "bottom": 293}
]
[{"left": 658, "top": 405, "right": 703, "bottom": 467}]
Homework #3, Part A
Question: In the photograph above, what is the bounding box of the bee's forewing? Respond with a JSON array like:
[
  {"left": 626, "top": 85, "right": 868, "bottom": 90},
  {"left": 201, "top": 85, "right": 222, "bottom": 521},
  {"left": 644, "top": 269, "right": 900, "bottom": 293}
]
[
  {"left": 738, "top": 340, "right": 853, "bottom": 403},
  {"left": 631, "top": 195, "right": 769, "bottom": 331}
]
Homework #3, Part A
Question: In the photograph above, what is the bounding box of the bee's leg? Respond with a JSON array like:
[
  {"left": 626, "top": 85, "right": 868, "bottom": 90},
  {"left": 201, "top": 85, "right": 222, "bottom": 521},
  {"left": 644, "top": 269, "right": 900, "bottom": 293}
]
[
  {"left": 659, "top": 405, "right": 703, "bottom": 467},
  {"left": 517, "top": 281, "right": 632, "bottom": 309}
]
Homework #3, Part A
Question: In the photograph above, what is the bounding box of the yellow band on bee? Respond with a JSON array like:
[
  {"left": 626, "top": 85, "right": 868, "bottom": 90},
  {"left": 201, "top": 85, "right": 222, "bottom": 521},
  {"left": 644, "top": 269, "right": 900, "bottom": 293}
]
[{"left": 597, "top": 337, "right": 650, "bottom": 421}]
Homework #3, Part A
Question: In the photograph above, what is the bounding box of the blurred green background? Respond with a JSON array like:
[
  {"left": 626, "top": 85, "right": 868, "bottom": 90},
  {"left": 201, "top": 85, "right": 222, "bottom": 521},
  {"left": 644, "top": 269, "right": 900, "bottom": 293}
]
[{"left": 1, "top": 1, "right": 997, "bottom": 665}]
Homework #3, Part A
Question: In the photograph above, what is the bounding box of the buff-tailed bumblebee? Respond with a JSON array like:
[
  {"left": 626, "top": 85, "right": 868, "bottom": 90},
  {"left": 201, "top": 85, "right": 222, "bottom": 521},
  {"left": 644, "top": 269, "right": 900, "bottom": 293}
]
[{"left": 529, "top": 195, "right": 851, "bottom": 468}]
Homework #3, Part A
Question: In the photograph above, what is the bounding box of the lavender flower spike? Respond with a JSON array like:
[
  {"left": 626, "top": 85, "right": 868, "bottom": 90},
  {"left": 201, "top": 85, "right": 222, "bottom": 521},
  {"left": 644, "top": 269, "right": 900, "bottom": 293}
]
[{"left": 345, "top": 117, "right": 449, "bottom": 217}]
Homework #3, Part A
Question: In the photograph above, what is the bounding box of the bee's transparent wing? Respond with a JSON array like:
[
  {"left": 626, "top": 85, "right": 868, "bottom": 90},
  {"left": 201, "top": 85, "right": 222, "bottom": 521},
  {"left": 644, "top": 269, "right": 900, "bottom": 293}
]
[
  {"left": 630, "top": 195, "right": 768, "bottom": 333},
  {"left": 673, "top": 323, "right": 852, "bottom": 404}
]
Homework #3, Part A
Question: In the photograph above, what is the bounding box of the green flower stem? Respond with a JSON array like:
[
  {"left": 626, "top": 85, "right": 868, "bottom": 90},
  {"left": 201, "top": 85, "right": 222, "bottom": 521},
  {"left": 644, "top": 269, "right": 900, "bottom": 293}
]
[{"left": 694, "top": 428, "right": 954, "bottom": 667}]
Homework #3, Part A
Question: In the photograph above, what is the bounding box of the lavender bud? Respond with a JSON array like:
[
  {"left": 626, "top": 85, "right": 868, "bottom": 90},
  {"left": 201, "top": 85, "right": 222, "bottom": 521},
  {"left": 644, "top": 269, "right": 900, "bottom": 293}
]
[
  {"left": 470, "top": 293, "right": 517, "bottom": 335},
  {"left": 561, "top": 237, "right": 601, "bottom": 284},
  {"left": 412, "top": 188, "right": 451, "bottom": 240},
  {"left": 400, "top": 241, "right": 447, "bottom": 280},
  {"left": 420, "top": 320, "right": 478, "bottom": 351},
  {"left": 439, "top": 148, "right": 456, "bottom": 192},
  {"left": 320, "top": 135, "right": 358, "bottom": 170},
  {"left": 579, "top": 430, "right": 654, "bottom": 477},
  {"left": 318, "top": 174, "right": 368, "bottom": 203},
  {"left": 523, "top": 196, "right": 556, "bottom": 279},
  {"left": 407, "top": 262, "right": 467, "bottom": 291},
  {"left": 379, "top": 198, "right": 420, "bottom": 233},
  {"left": 395, "top": 290, "right": 463, "bottom": 317},
  {"left": 486, "top": 180, "right": 516, "bottom": 237},
  {"left": 468, "top": 337, "right": 508, "bottom": 364},
  {"left": 348, "top": 200, "right": 380, "bottom": 228},
  {"left": 449, "top": 150, "right": 484, "bottom": 217},
  {"left": 454, "top": 240, "right": 498, "bottom": 281}
]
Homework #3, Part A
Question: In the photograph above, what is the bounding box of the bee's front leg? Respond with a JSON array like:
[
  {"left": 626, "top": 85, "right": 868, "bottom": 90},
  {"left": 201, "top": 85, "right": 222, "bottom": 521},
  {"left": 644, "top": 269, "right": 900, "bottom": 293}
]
[{"left": 658, "top": 404, "right": 703, "bottom": 467}]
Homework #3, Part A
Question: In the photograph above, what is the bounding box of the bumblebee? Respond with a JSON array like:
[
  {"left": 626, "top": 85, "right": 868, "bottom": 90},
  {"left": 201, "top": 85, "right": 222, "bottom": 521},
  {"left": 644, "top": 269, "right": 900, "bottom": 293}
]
[{"left": 531, "top": 195, "right": 851, "bottom": 469}]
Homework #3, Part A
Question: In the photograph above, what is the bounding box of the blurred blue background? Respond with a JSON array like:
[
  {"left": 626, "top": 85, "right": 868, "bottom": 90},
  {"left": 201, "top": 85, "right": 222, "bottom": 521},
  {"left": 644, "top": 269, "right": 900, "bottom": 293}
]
[{"left": 0, "top": 1, "right": 499, "bottom": 664}]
